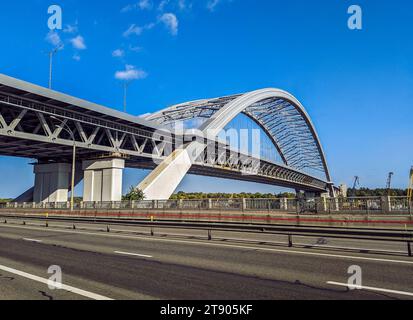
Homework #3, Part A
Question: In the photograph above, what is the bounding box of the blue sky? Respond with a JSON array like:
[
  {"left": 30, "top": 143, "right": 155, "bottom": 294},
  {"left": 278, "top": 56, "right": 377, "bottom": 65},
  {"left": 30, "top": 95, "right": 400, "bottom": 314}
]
[{"left": 0, "top": 0, "right": 412, "bottom": 197}]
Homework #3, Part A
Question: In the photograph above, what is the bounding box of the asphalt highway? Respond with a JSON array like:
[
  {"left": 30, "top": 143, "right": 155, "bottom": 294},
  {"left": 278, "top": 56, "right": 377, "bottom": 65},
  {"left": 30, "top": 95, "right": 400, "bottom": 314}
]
[{"left": 0, "top": 221, "right": 412, "bottom": 300}]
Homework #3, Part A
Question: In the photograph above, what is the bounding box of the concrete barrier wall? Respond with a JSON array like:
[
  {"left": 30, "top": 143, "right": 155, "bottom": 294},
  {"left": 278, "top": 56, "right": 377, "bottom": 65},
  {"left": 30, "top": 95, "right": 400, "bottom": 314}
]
[{"left": 1, "top": 208, "right": 412, "bottom": 229}]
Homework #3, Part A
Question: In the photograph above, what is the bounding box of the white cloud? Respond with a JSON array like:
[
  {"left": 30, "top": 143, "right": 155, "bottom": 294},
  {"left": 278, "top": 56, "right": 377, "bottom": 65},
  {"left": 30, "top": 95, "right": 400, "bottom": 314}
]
[
  {"left": 123, "top": 23, "right": 155, "bottom": 37},
  {"left": 159, "top": 13, "right": 179, "bottom": 36},
  {"left": 129, "top": 45, "right": 143, "bottom": 52},
  {"left": 138, "top": 0, "right": 153, "bottom": 10},
  {"left": 145, "top": 22, "right": 156, "bottom": 30},
  {"left": 123, "top": 24, "right": 144, "bottom": 37},
  {"left": 63, "top": 24, "right": 78, "bottom": 34},
  {"left": 207, "top": 0, "right": 221, "bottom": 11},
  {"left": 45, "top": 31, "right": 62, "bottom": 47},
  {"left": 70, "top": 35, "right": 87, "bottom": 50},
  {"left": 158, "top": 0, "right": 170, "bottom": 11},
  {"left": 121, "top": 0, "right": 153, "bottom": 12},
  {"left": 112, "top": 49, "right": 125, "bottom": 58},
  {"left": 121, "top": 5, "right": 133, "bottom": 13},
  {"left": 178, "top": 0, "right": 191, "bottom": 11},
  {"left": 158, "top": 0, "right": 192, "bottom": 12},
  {"left": 115, "top": 65, "right": 148, "bottom": 81}
]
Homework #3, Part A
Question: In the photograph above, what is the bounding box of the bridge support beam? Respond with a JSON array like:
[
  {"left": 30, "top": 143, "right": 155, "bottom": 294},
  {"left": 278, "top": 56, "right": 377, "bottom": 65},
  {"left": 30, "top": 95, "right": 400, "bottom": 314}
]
[
  {"left": 82, "top": 159, "right": 125, "bottom": 202},
  {"left": 34, "top": 163, "right": 71, "bottom": 203},
  {"left": 137, "top": 142, "right": 204, "bottom": 200}
]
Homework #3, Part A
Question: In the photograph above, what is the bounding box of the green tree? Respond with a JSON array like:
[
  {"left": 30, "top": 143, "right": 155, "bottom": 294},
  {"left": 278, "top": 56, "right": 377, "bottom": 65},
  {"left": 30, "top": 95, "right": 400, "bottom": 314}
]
[
  {"left": 123, "top": 187, "right": 145, "bottom": 201},
  {"left": 169, "top": 192, "right": 297, "bottom": 200}
]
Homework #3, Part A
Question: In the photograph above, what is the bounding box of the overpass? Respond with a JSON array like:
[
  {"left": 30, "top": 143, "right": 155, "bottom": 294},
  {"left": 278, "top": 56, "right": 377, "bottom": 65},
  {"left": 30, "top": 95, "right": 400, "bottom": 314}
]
[{"left": 0, "top": 74, "right": 335, "bottom": 202}]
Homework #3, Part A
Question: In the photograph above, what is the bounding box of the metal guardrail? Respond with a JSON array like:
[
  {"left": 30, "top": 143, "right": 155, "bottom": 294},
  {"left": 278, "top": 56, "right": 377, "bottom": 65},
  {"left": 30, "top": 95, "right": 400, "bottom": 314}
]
[
  {"left": 1, "top": 213, "right": 413, "bottom": 257},
  {"left": 1, "top": 197, "right": 412, "bottom": 215}
]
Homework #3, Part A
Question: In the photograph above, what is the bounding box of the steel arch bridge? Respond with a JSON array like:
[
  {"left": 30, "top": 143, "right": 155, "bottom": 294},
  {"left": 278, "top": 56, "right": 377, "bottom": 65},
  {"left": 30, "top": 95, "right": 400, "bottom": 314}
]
[
  {"left": 140, "top": 89, "right": 335, "bottom": 199},
  {"left": 0, "top": 74, "right": 335, "bottom": 202}
]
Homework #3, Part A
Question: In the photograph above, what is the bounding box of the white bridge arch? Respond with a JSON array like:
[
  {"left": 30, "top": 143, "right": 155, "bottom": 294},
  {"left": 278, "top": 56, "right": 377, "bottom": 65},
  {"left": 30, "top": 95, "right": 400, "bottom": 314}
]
[{"left": 140, "top": 88, "right": 334, "bottom": 199}]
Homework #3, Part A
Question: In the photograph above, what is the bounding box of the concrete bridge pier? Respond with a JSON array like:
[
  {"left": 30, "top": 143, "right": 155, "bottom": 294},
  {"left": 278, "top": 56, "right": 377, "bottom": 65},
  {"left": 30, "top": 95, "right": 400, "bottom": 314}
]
[
  {"left": 82, "top": 158, "right": 125, "bottom": 202},
  {"left": 137, "top": 142, "right": 205, "bottom": 201},
  {"left": 33, "top": 163, "right": 72, "bottom": 203}
]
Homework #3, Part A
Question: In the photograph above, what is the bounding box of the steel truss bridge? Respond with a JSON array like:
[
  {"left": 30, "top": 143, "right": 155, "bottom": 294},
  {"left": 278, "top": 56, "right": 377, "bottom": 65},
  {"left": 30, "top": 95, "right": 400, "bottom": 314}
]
[{"left": 0, "top": 74, "right": 335, "bottom": 202}]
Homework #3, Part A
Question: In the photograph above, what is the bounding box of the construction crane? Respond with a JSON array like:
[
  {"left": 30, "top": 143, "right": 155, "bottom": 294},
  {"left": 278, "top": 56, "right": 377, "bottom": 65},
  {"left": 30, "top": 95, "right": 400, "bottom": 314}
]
[
  {"left": 351, "top": 176, "right": 360, "bottom": 197},
  {"left": 386, "top": 172, "right": 394, "bottom": 196},
  {"left": 408, "top": 167, "right": 413, "bottom": 201}
]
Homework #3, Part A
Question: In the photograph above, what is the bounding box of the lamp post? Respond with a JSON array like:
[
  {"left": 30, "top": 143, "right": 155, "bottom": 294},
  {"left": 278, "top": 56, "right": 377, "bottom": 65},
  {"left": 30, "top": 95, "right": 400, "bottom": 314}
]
[
  {"left": 122, "top": 80, "right": 134, "bottom": 113},
  {"left": 408, "top": 167, "right": 413, "bottom": 201},
  {"left": 48, "top": 45, "right": 63, "bottom": 89},
  {"left": 51, "top": 116, "right": 76, "bottom": 211}
]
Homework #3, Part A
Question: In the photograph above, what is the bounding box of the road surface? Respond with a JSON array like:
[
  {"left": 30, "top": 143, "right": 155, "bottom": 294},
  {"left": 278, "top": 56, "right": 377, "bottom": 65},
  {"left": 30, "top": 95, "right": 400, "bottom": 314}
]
[{"left": 0, "top": 220, "right": 412, "bottom": 300}]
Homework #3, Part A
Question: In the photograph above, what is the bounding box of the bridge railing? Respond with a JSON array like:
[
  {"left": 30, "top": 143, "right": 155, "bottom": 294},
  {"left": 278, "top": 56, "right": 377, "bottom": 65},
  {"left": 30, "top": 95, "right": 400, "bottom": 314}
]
[
  {"left": 0, "top": 197, "right": 411, "bottom": 215},
  {"left": 323, "top": 197, "right": 383, "bottom": 214},
  {"left": 390, "top": 197, "right": 412, "bottom": 213}
]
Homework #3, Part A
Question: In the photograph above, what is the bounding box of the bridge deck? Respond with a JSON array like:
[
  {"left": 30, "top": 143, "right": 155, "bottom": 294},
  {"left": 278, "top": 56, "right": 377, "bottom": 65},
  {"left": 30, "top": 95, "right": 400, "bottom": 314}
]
[{"left": 0, "top": 74, "right": 162, "bottom": 131}]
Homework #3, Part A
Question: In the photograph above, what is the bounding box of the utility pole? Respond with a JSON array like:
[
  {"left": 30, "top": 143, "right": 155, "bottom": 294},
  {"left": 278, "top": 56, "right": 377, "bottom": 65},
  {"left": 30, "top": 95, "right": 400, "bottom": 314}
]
[{"left": 386, "top": 172, "right": 394, "bottom": 196}]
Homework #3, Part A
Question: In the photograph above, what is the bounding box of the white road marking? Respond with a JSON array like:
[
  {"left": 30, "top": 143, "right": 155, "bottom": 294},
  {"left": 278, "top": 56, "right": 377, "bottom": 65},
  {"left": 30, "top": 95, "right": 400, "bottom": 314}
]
[
  {"left": 23, "top": 238, "right": 43, "bottom": 243},
  {"left": 0, "top": 264, "right": 113, "bottom": 300},
  {"left": 2, "top": 223, "right": 413, "bottom": 265},
  {"left": 327, "top": 281, "right": 413, "bottom": 297},
  {"left": 114, "top": 251, "right": 153, "bottom": 258}
]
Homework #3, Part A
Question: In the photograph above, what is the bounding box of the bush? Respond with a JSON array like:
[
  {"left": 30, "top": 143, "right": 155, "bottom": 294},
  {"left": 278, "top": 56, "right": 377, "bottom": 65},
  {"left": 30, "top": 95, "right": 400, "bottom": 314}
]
[{"left": 123, "top": 187, "right": 145, "bottom": 201}]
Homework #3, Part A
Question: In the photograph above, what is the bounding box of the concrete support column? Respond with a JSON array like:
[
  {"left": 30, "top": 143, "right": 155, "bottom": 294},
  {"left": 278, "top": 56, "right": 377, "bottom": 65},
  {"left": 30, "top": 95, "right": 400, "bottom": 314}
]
[
  {"left": 317, "top": 196, "right": 328, "bottom": 213},
  {"left": 34, "top": 163, "right": 71, "bottom": 203},
  {"left": 82, "top": 159, "right": 125, "bottom": 202},
  {"left": 280, "top": 198, "right": 288, "bottom": 211},
  {"left": 331, "top": 197, "right": 340, "bottom": 212},
  {"left": 381, "top": 196, "right": 392, "bottom": 214},
  {"left": 242, "top": 198, "right": 247, "bottom": 211}
]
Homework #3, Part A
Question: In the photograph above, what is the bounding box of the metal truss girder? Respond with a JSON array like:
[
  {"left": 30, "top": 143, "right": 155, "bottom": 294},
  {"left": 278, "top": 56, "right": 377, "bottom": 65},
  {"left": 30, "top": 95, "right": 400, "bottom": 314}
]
[
  {"left": 0, "top": 93, "right": 167, "bottom": 142},
  {"left": 0, "top": 126, "right": 162, "bottom": 160},
  {"left": 0, "top": 106, "right": 167, "bottom": 162}
]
